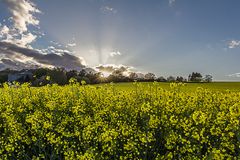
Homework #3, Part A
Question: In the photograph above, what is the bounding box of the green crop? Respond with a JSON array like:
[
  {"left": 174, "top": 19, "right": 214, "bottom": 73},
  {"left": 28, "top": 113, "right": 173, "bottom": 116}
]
[{"left": 0, "top": 82, "right": 239, "bottom": 159}]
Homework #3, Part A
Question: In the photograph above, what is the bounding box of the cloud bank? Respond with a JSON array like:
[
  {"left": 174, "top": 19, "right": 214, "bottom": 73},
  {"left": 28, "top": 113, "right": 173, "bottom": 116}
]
[
  {"left": 0, "top": 0, "right": 86, "bottom": 71},
  {"left": 0, "top": 42, "right": 85, "bottom": 70},
  {"left": 228, "top": 73, "right": 240, "bottom": 78}
]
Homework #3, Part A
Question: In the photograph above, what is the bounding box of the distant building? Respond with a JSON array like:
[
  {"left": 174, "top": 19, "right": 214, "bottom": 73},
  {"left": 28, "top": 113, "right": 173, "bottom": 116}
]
[{"left": 8, "top": 71, "right": 33, "bottom": 82}]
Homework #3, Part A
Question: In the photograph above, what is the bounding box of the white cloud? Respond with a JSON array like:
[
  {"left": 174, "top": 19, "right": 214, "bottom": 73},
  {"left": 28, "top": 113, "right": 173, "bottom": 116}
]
[
  {"left": 0, "top": 0, "right": 40, "bottom": 47},
  {"left": 3, "top": 0, "right": 40, "bottom": 33},
  {"left": 0, "top": 25, "right": 10, "bottom": 36},
  {"left": 101, "top": 6, "right": 117, "bottom": 14},
  {"left": 1, "top": 31, "right": 37, "bottom": 47},
  {"left": 41, "top": 46, "right": 71, "bottom": 55},
  {"left": 228, "top": 40, "right": 240, "bottom": 49},
  {"left": 109, "top": 51, "right": 121, "bottom": 57},
  {"left": 50, "top": 40, "right": 62, "bottom": 47},
  {"left": 67, "top": 43, "right": 77, "bottom": 47},
  {"left": 228, "top": 73, "right": 240, "bottom": 78},
  {"left": 18, "top": 32, "right": 37, "bottom": 46},
  {"left": 169, "top": 0, "right": 176, "bottom": 6}
]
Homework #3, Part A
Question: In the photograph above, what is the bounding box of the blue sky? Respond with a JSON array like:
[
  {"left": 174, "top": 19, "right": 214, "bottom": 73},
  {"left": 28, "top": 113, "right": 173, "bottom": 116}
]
[{"left": 0, "top": 0, "right": 240, "bottom": 81}]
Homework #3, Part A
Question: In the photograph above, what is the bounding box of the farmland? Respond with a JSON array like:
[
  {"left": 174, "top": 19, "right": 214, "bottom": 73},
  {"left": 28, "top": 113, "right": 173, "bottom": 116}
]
[
  {"left": 0, "top": 82, "right": 240, "bottom": 159},
  {"left": 98, "top": 82, "right": 240, "bottom": 92}
]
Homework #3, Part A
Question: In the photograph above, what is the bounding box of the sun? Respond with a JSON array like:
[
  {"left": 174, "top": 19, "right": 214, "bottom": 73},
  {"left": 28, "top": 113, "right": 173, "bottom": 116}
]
[{"left": 101, "top": 71, "right": 111, "bottom": 77}]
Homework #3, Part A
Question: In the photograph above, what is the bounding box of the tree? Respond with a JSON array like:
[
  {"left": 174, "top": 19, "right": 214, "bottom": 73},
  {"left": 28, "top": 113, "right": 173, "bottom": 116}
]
[
  {"left": 176, "top": 76, "right": 184, "bottom": 82},
  {"left": 66, "top": 70, "right": 78, "bottom": 82},
  {"left": 167, "top": 76, "right": 176, "bottom": 82},
  {"left": 137, "top": 73, "right": 145, "bottom": 81},
  {"left": 48, "top": 68, "right": 67, "bottom": 85},
  {"left": 32, "top": 68, "right": 49, "bottom": 79},
  {"left": 112, "top": 70, "right": 124, "bottom": 77},
  {"left": 144, "top": 73, "right": 155, "bottom": 81},
  {"left": 129, "top": 72, "right": 138, "bottom": 80},
  {"left": 0, "top": 74, "right": 8, "bottom": 83},
  {"left": 79, "top": 69, "right": 87, "bottom": 77},
  {"left": 86, "top": 72, "right": 103, "bottom": 84},
  {"left": 156, "top": 76, "right": 167, "bottom": 82},
  {"left": 188, "top": 72, "right": 202, "bottom": 82},
  {"left": 204, "top": 75, "right": 213, "bottom": 82}
]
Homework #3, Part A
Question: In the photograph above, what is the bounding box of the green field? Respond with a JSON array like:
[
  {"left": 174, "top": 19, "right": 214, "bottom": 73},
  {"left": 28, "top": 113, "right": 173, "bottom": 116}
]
[{"left": 98, "top": 82, "right": 240, "bottom": 92}]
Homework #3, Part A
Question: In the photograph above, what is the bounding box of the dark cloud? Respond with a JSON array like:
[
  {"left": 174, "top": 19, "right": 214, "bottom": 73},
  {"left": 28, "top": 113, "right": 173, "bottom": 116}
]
[
  {"left": 96, "top": 64, "right": 132, "bottom": 74},
  {"left": 0, "top": 42, "right": 85, "bottom": 70},
  {"left": 0, "top": 58, "right": 38, "bottom": 70},
  {"left": 96, "top": 65, "right": 115, "bottom": 73},
  {"left": 0, "top": 62, "right": 5, "bottom": 69}
]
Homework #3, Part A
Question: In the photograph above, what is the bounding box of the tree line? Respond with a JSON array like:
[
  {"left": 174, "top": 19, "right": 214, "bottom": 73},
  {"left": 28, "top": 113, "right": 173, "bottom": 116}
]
[{"left": 0, "top": 68, "right": 213, "bottom": 86}]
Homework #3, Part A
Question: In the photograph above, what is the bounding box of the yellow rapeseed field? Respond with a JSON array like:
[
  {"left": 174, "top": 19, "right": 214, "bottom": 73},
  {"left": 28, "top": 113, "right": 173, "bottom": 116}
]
[{"left": 0, "top": 82, "right": 239, "bottom": 159}]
